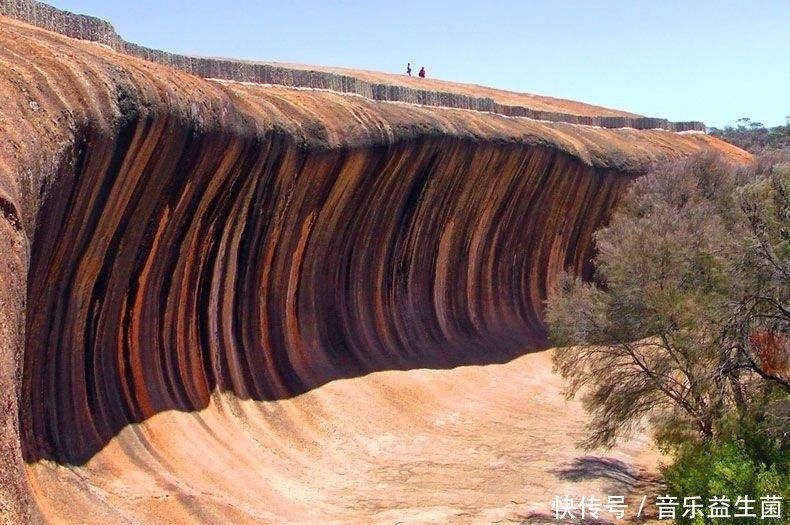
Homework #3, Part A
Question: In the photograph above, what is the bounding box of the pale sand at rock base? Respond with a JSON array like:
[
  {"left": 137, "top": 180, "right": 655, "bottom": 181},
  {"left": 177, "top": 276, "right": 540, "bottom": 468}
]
[{"left": 27, "top": 350, "right": 666, "bottom": 524}]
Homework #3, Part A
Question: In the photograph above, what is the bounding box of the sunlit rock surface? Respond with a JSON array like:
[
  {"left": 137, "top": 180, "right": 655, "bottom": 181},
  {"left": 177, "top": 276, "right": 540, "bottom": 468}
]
[{"left": 0, "top": 3, "right": 751, "bottom": 523}]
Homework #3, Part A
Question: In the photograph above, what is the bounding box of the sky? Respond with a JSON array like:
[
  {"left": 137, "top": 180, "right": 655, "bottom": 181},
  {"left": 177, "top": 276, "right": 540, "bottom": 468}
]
[{"left": 47, "top": 0, "right": 790, "bottom": 129}]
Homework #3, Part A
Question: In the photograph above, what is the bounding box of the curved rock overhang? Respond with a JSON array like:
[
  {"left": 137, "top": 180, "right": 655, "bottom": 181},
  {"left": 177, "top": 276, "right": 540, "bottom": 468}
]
[{"left": 0, "top": 11, "right": 752, "bottom": 523}]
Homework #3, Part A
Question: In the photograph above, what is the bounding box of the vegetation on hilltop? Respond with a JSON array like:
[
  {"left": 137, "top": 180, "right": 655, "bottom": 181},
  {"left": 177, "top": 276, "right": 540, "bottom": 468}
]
[{"left": 709, "top": 119, "right": 790, "bottom": 158}]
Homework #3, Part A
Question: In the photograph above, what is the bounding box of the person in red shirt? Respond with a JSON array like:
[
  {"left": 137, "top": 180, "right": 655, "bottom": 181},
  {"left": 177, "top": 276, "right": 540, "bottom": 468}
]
[{"left": 418, "top": 66, "right": 426, "bottom": 78}]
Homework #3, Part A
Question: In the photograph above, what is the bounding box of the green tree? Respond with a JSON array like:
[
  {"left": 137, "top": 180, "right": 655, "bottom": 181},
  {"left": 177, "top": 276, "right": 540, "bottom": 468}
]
[
  {"left": 662, "top": 423, "right": 789, "bottom": 525},
  {"left": 545, "top": 153, "right": 789, "bottom": 451}
]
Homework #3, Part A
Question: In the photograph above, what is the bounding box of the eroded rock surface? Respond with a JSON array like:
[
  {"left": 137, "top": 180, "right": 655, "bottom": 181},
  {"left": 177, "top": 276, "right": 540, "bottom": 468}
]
[
  {"left": 1, "top": 0, "right": 706, "bottom": 131},
  {"left": 0, "top": 4, "right": 750, "bottom": 523}
]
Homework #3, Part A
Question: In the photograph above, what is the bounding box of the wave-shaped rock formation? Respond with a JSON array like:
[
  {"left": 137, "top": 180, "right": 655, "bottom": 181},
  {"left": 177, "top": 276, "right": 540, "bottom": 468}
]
[{"left": 0, "top": 3, "right": 750, "bottom": 523}]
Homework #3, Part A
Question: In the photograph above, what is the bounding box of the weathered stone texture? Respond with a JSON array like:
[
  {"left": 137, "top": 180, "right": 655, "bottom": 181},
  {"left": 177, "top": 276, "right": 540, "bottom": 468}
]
[
  {"left": 1, "top": 0, "right": 705, "bottom": 131},
  {"left": 0, "top": 4, "right": 746, "bottom": 523}
]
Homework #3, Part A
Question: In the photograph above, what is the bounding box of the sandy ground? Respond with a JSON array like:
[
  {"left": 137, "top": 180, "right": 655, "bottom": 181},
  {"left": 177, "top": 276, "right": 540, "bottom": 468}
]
[{"left": 26, "top": 350, "right": 666, "bottom": 524}]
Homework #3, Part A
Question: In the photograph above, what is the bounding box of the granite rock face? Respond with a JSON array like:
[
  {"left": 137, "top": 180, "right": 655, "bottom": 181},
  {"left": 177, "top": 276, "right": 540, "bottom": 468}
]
[
  {"left": 1, "top": 0, "right": 705, "bottom": 131},
  {"left": 0, "top": 4, "right": 749, "bottom": 523}
]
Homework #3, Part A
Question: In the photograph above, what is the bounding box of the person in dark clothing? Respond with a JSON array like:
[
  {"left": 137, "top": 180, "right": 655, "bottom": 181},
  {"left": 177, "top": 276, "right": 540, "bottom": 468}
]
[
  {"left": 406, "top": 63, "right": 412, "bottom": 76},
  {"left": 418, "top": 66, "right": 426, "bottom": 78}
]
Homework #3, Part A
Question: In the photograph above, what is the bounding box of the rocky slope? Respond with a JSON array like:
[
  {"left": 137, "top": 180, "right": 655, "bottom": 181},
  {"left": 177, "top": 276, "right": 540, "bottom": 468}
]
[
  {"left": 1, "top": 0, "right": 706, "bottom": 131},
  {"left": 0, "top": 3, "right": 749, "bottom": 523}
]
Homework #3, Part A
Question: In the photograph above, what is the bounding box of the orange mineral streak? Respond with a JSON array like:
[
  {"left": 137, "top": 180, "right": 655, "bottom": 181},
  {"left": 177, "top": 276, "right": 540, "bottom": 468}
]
[{"left": 0, "top": 6, "right": 752, "bottom": 525}]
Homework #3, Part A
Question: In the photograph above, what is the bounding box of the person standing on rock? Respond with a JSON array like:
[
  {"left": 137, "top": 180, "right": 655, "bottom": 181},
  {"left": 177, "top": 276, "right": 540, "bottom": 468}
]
[
  {"left": 407, "top": 63, "right": 412, "bottom": 76},
  {"left": 418, "top": 66, "right": 426, "bottom": 78}
]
